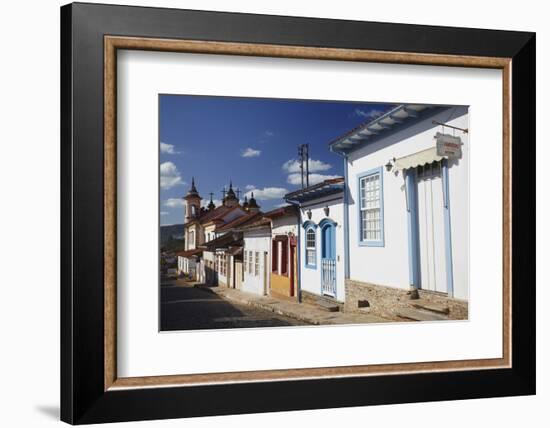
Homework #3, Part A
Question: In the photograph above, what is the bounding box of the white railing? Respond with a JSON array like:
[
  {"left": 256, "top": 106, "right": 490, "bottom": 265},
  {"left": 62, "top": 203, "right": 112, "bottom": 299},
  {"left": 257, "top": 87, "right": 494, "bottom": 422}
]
[{"left": 321, "top": 259, "right": 337, "bottom": 297}]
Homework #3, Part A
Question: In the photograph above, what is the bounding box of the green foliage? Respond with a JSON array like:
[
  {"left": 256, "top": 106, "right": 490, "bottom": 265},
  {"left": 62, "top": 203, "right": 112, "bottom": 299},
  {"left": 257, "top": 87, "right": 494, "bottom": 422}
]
[{"left": 162, "top": 238, "right": 186, "bottom": 252}]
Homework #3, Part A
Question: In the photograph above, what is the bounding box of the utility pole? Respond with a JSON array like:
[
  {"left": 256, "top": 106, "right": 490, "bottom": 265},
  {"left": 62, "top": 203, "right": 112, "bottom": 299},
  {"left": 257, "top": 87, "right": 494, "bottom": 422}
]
[
  {"left": 298, "top": 143, "right": 310, "bottom": 188},
  {"left": 305, "top": 143, "right": 310, "bottom": 187},
  {"left": 298, "top": 145, "right": 304, "bottom": 188}
]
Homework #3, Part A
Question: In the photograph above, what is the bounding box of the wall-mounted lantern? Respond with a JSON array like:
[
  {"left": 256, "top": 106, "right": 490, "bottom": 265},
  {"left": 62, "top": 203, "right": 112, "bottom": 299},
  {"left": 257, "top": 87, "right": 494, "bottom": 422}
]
[
  {"left": 306, "top": 209, "right": 312, "bottom": 220},
  {"left": 324, "top": 205, "right": 330, "bottom": 217},
  {"left": 385, "top": 157, "right": 396, "bottom": 172}
]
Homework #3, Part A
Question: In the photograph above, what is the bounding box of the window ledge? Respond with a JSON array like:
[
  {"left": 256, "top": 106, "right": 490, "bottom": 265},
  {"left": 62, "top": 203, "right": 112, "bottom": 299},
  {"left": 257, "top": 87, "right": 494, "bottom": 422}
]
[{"left": 358, "top": 240, "right": 385, "bottom": 247}]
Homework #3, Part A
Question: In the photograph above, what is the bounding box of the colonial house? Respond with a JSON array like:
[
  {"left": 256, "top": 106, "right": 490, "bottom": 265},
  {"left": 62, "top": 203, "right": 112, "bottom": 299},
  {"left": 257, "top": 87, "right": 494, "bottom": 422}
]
[
  {"left": 177, "top": 179, "right": 250, "bottom": 282},
  {"left": 263, "top": 205, "right": 299, "bottom": 300},
  {"left": 235, "top": 216, "right": 272, "bottom": 296},
  {"left": 328, "top": 104, "right": 469, "bottom": 319},
  {"left": 201, "top": 203, "right": 262, "bottom": 288},
  {"left": 284, "top": 178, "right": 346, "bottom": 307}
]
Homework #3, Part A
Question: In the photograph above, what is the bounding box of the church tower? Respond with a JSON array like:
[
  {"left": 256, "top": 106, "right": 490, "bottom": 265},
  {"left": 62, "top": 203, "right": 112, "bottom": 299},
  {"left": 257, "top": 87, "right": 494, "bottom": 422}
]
[
  {"left": 183, "top": 177, "right": 202, "bottom": 222},
  {"left": 223, "top": 180, "right": 239, "bottom": 208},
  {"left": 247, "top": 192, "right": 260, "bottom": 213}
]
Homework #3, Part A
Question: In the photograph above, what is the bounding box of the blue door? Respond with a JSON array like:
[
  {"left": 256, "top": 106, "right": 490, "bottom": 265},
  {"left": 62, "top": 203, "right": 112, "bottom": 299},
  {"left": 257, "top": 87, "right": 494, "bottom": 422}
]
[{"left": 321, "top": 222, "right": 336, "bottom": 297}]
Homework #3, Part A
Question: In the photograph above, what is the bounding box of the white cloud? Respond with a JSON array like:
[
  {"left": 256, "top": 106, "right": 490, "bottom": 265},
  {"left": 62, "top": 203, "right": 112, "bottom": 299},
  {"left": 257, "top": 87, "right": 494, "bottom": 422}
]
[
  {"left": 354, "top": 108, "right": 384, "bottom": 120},
  {"left": 264, "top": 130, "right": 274, "bottom": 137},
  {"left": 245, "top": 184, "right": 255, "bottom": 190},
  {"left": 287, "top": 173, "right": 340, "bottom": 186},
  {"left": 160, "top": 211, "right": 169, "bottom": 216},
  {"left": 282, "top": 158, "right": 332, "bottom": 174},
  {"left": 160, "top": 161, "right": 184, "bottom": 189},
  {"left": 160, "top": 142, "right": 180, "bottom": 155},
  {"left": 244, "top": 187, "right": 288, "bottom": 200},
  {"left": 163, "top": 198, "right": 185, "bottom": 208},
  {"left": 241, "top": 147, "right": 261, "bottom": 158}
]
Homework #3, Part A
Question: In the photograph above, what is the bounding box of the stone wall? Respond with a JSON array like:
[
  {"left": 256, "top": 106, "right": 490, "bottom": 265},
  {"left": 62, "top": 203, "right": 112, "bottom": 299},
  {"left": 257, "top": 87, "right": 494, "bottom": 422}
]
[{"left": 345, "top": 279, "right": 468, "bottom": 320}]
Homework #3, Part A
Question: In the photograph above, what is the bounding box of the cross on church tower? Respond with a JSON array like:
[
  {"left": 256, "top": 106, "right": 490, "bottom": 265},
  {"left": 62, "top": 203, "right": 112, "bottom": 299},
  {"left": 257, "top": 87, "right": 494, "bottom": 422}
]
[{"left": 235, "top": 188, "right": 241, "bottom": 200}]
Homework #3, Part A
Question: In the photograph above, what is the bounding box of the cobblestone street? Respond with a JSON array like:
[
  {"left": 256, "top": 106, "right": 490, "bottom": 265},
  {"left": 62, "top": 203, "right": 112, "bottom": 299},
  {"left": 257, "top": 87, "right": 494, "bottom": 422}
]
[{"left": 161, "top": 281, "right": 309, "bottom": 331}]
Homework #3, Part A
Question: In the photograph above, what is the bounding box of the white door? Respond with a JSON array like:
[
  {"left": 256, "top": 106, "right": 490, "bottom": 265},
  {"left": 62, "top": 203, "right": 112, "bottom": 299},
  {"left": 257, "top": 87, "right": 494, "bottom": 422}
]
[{"left": 416, "top": 162, "right": 447, "bottom": 294}]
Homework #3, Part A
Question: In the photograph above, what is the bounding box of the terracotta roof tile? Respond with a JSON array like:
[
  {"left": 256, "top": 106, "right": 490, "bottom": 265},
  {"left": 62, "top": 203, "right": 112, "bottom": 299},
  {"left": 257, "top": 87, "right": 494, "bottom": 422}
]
[
  {"left": 176, "top": 249, "right": 203, "bottom": 258},
  {"left": 216, "top": 212, "right": 262, "bottom": 232}
]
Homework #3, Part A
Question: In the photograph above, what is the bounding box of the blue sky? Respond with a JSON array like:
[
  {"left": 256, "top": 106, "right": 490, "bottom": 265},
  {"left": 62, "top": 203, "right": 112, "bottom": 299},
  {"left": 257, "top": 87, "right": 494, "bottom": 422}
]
[{"left": 159, "top": 95, "right": 395, "bottom": 225}]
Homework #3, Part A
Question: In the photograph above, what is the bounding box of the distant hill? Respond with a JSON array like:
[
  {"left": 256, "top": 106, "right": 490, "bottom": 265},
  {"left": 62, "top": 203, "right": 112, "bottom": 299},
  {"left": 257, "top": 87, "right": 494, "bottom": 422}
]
[{"left": 160, "top": 224, "right": 185, "bottom": 245}]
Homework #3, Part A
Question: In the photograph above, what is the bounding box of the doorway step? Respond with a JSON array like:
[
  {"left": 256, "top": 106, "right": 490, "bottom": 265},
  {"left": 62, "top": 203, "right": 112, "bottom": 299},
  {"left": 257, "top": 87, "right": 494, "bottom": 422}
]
[
  {"left": 301, "top": 290, "right": 343, "bottom": 312},
  {"left": 396, "top": 299, "right": 450, "bottom": 321},
  {"left": 314, "top": 297, "right": 341, "bottom": 312}
]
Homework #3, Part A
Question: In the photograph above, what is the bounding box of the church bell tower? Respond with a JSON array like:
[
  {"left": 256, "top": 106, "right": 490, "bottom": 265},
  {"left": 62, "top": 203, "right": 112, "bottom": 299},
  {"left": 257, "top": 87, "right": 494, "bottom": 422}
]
[{"left": 183, "top": 177, "right": 202, "bottom": 223}]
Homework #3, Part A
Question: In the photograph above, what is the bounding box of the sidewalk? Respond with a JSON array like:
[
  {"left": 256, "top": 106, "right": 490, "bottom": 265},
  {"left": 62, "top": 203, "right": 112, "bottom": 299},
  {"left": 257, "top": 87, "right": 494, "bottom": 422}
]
[{"left": 196, "top": 285, "right": 388, "bottom": 325}]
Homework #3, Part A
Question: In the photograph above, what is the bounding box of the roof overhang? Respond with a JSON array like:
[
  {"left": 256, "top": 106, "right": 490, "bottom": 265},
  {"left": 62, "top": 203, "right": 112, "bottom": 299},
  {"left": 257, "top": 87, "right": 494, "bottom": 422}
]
[
  {"left": 176, "top": 249, "right": 203, "bottom": 258},
  {"left": 329, "top": 104, "right": 444, "bottom": 155},
  {"left": 285, "top": 180, "right": 344, "bottom": 204}
]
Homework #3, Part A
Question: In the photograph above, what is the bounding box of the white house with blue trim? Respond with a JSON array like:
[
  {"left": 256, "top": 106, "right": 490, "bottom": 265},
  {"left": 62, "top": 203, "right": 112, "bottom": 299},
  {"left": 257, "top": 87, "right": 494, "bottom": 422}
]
[
  {"left": 285, "top": 178, "right": 346, "bottom": 305},
  {"left": 329, "top": 104, "right": 469, "bottom": 319}
]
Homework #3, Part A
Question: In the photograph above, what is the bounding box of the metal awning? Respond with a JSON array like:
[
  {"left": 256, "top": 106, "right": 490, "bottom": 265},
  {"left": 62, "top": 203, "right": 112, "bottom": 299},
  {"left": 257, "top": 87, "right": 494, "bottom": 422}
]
[{"left": 394, "top": 147, "right": 445, "bottom": 172}]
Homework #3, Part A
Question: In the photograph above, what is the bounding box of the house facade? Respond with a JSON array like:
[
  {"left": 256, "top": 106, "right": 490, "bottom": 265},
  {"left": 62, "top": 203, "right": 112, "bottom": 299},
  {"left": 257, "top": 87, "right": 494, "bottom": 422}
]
[
  {"left": 264, "top": 206, "right": 299, "bottom": 300},
  {"left": 177, "top": 179, "right": 249, "bottom": 284},
  {"left": 238, "top": 218, "right": 272, "bottom": 296},
  {"left": 329, "top": 104, "right": 469, "bottom": 319},
  {"left": 285, "top": 179, "right": 346, "bottom": 305}
]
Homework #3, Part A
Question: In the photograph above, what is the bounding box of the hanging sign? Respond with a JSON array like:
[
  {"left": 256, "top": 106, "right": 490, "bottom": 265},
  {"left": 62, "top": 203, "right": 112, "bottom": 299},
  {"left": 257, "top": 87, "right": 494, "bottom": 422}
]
[{"left": 435, "top": 132, "right": 463, "bottom": 159}]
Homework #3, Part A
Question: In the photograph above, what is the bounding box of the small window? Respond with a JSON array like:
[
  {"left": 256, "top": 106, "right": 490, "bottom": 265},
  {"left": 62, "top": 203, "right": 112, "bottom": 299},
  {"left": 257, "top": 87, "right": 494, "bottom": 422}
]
[
  {"left": 305, "top": 228, "right": 316, "bottom": 267},
  {"left": 243, "top": 250, "right": 248, "bottom": 273},
  {"left": 359, "top": 168, "right": 384, "bottom": 245},
  {"left": 254, "top": 252, "right": 259, "bottom": 276},
  {"left": 248, "top": 251, "right": 254, "bottom": 274}
]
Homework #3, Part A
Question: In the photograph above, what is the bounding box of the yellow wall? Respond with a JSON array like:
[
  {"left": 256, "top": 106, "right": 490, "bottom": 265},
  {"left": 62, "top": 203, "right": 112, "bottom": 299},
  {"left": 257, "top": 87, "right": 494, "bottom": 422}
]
[{"left": 270, "top": 273, "right": 291, "bottom": 297}]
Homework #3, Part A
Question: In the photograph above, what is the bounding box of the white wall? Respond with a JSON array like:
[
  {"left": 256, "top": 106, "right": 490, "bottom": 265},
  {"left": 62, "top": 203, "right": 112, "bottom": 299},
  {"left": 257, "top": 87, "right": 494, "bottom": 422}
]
[
  {"left": 216, "top": 251, "right": 228, "bottom": 285},
  {"left": 242, "top": 229, "right": 271, "bottom": 295},
  {"left": 185, "top": 223, "right": 199, "bottom": 250},
  {"left": 272, "top": 216, "right": 297, "bottom": 236},
  {"left": 347, "top": 107, "right": 469, "bottom": 299},
  {"left": 204, "top": 224, "right": 216, "bottom": 242},
  {"left": 1, "top": 1, "right": 545, "bottom": 428},
  {"left": 299, "top": 195, "right": 345, "bottom": 302}
]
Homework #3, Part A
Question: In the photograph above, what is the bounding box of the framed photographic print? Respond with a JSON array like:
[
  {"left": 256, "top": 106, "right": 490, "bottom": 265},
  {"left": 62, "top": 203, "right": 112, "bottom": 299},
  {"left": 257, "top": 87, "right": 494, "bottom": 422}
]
[{"left": 61, "top": 2, "right": 535, "bottom": 424}]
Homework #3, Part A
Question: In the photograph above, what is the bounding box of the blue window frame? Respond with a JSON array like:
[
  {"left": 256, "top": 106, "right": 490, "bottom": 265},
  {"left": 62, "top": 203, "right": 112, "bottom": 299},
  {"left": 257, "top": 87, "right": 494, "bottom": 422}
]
[
  {"left": 302, "top": 221, "right": 317, "bottom": 269},
  {"left": 357, "top": 166, "right": 385, "bottom": 247}
]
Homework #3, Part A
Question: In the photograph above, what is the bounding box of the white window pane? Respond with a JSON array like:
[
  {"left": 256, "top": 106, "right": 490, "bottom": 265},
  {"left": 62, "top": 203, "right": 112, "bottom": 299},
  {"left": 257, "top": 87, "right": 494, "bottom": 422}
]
[{"left": 360, "top": 172, "right": 382, "bottom": 242}]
